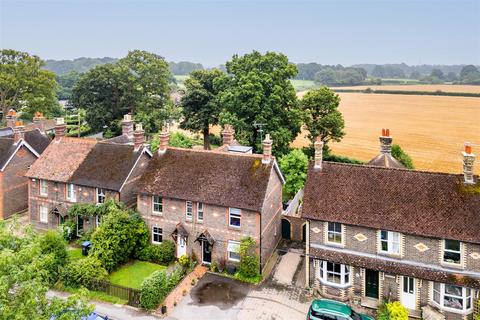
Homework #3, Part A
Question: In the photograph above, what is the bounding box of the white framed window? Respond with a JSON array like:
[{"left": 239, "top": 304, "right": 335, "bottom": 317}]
[
  {"left": 66, "top": 183, "right": 76, "bottom": 202},
  {"left": 197, "top": 202, "right": 204, "bottom": 222},
  {"left": 315, "top": 260, "right": 351, "bottom": 288},
  {"left": 185, "top": 201, "right": 193, "bottom": 220},
  {"left": 380, "top": 230, "right": 401, "bottom": 255},
  {"left": 39, "top": 205, "right": 49, "bottom": 223},
  {"left": 152, "top": 226, "right": 163, "bottom": 244},
  {"left": 96, "top": 188, "right": 106, "bottom": 204},
  {"left": 326, "top": 222, "right": 343, "bottom": 245},
  {"left": 152, "top": 196, "right": 163, "bottom": 214},
  {"left": 39, "top": 180, "right": 47, "bottom": 196},
  {"left": 443, "top": 240, "right": 462, "bottom": 265},
  {"left": 229, "top": 208, "right": 241, "bottom": 228},
  {"left": 227, "top": 240, "right": 241, "bottom": 261},
  {"left": 432, "top": 282, "right": 473, "bottom": 313}
]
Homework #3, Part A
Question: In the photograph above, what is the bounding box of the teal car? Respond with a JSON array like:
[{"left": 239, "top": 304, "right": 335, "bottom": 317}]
[{"left": 307, "top": 299, "right": 374, "bottom": 320}]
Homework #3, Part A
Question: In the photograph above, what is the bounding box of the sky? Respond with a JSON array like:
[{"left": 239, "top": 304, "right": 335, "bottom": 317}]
[{"left": 1, "top": 0, "right": 479, "bottom": 67}]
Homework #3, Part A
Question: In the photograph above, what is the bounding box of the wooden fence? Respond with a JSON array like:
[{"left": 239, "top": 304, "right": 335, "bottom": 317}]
[{"left": 90, "top": 279, "right": 141, "bottom": 307}]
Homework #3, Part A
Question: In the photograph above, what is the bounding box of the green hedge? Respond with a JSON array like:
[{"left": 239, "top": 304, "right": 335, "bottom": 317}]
[
  {"left": 61, "top": 256, "right": 108, "bottom": 288},
  {"left": 333, "top": 88, "right": 480, "bottom": 97},
  {"left": 136, "top": 241, "right": 175, "bottom": 265}
]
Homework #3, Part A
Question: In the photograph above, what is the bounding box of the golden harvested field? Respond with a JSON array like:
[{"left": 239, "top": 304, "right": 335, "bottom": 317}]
[
  {"left": 330, "top": 84, "right": 480, "bottom": 94},
  {"left": 293, "top": 93, "right": 480, "bottom": 174}
]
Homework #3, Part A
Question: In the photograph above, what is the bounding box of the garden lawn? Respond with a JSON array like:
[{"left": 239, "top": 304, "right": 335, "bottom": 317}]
[
  {"left": 68, "top": 248, "right": 83, "bottom": 261},
  {"left": 109, "top": 260, "right": 166, "bottom": 289}
]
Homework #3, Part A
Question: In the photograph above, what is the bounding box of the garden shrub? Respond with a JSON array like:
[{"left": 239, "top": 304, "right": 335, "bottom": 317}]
[
  {"left": 238, "top": 237, "right": 260, "bottom": 279},
  {"left": 61, "top": 256, "right": 108, "bottom": 288},
  {"left": 377, "top": 301, "right": 409, "bottom": 320},
  {"left": 37, "top": 230, "right": 69, "bottom": 284},
  {"left": 137, "top": 241, "right": 175, "bottom": 264},
  {"left": 178, "top": 255, "right": 190, "bottom": 268}
]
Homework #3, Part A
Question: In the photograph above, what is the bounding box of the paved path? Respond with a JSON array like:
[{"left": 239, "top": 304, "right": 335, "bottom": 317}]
[
  {"left": 47, "top": 290, "right": 159, "bottom": 320},
  {"left": 273, "top": 251, "right": 302, "bottom": 285}
]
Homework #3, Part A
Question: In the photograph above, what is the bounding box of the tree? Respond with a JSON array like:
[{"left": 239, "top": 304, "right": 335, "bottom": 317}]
[
  {"left": 300, "top": 87, "right": 345, "bottom": 148},
  {"left": 0, "top": 49, "right": 60, "bottom": 122},
  {"left": 430, "top": 69, "right": 445, "bottom": 80},
  {"left": 217, "top": 51, "right": 302, "bottom": 155},
  {"left": 0, "top": 219, "right": 93, "bottom": 319},
  {"left": 409, "top": 71, "right": 421, "bottom": 79},
  {"left": 279, "top": 149, "right": 308, "bottom": 199},
  {"left": 460, "top": 65, "right": 480, "bottom": 83},
  {"left": 446, "top": 72, "right": 458, "bottom": 82},
  {"left": 391, "top": 144, "right": 414, "bottom": 169},
  {"left": 56, "top": 71, "right": 81, "bottom": 100},
  {"left": 180, "top": 69, "right": 224, "bottom": 149},
  {"left": 238, "top": 237, "right": 260, "bottom": 279},
  {"left": 71, "top": 50, "right": 175, "bottom": 135}
]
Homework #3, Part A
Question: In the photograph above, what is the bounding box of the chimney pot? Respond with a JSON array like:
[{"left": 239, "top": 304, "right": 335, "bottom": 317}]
[
  {"left": 133, "top": 123, "right": 145, "bottom": 151},
  {"left": 222, "top": 125, "right": 235, "bottom": 146},
  {"left": 6, "top": 109, "right": 17, "bottom": 128},
  {"left": 158, "top": 126, "right": 170, "bottom": 154},
  {"left": 379, "top": 128, "right": 393, "bottom": 154},
  {"left": 13, "top": 121, "right": 25, "bottom": 144},
  {"left": 262, "top": 134, "right": 273, "bottom": 164},
  {"left": 462, "top": 142, "right": 476, "bottom": 184},
  {"left": 33, "top": 112, "right": 46, "bottom": 132},
  {"left": 122, "top": 114, "right": 134, "bottom": 139},
  {"left": 55, "top": 118, "right": 66, "bottom": 141},
  {"left": 314, "top": 136, "right": 324, "bottom": 170}
]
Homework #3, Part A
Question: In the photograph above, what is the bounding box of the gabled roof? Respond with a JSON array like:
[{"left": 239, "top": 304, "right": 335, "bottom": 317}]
[
  {"left": 137, "top": 147, "right": 279, "bottom": 212},
  {"left": 0, "top": 129, "right": 50, "bottom": 171},
  {"left": 302, "top": 161, "right": 480, "bottom": 244},
  {"left": 367, "top": 153, "right": 405, "bottom": 169}
]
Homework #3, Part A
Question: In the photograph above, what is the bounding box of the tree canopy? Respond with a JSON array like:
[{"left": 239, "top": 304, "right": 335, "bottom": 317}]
[
  {"left": 279, "top": 149, "right": 308, "bottom": 199},
  {"left": 71, "top": 50, "right": 176, "bottom": 135},
  {"left": 391, "top": 144, "right": 414, "bottom": 169},
  {"left": 300, "top": 87, "right": 345, "bottom": 147},
  {"left": 217, "top": 51, "right": 302, "bottom": 155},
  {"left": 0, "top": 49, "right": 60, "bottom": 122},
  {"left": 180, "top": 69, "right": 224, "bottom": 149}
]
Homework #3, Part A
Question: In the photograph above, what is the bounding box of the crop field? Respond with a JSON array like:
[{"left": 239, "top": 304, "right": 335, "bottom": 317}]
[
  {"left": 292, "top": 92, "right": 480, "bottom": 174},
  {"left": 331, "top": 84, "right": 480, "bottom": 94}
]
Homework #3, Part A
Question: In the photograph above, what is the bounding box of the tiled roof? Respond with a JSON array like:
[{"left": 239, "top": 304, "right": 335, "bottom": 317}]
[
  {"left": 367, "top": 153, "right": 405, "bottom": 169},
  {"left": 0, "top": 138, "right": 18, "bottom": 169},
  {"left": 137, "top": 148, "right": 275, "bottom": 212},
  {"left": 0, "top": 129, "right": 50, "bottom": 169},
  {"left": 24, "top": 129, "right": 51, "bottom": 154},
  {"left": 310, "top": 247, "right": 480, "bottom": 289},
  {"left": 106, "top": 134, "right": 133, "bottom": 145},
  {"left": 302, "top": 162, "right": 480, "bottom": 244}
]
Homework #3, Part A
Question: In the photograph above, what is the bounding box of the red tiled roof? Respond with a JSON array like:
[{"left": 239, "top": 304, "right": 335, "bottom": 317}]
[{"left": 302, "top": 162, "right": 480, "bottom": 244}]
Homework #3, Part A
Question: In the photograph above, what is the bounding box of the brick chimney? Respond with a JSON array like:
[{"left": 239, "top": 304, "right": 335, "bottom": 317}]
[
  {"left": 54, "top": 118, "right": 66, "bottom": 142},
  {"left": 13, "top": 121, "right": 25, "bottom": 144},
  {"left": 133, "top": 123, "right": 145, "bottom": 151},
  {"left": 222, "top": 125, "right": 235, "bottom": 146},
  {"left": 379, "top": 128, "right": 393, "bottom": 154},
  {"left": 262, "top": 134, "right": 273, "bottom": 164},
  {"left": 122, "top": 114, "right": 134, "bottom": 139},
  {"left": 33, "top": 112, "right": 46, "bottom": 132},
  {"left": 314, "top": 136, "right": 324, "bottom": 170},
  {"left": 158, "top": 126, "right": 170, "bottom": 154},
  {"left": 462, "top": 142, "right": 476, "bottom": 184},
  {"left": 6, "top": 109, "right": 17, "bottom": 128}
]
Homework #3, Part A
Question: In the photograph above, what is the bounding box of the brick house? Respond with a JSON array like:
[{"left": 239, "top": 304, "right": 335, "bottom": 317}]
[
  {"left": 136, "top": 127, "right": 284, "bottom": 272},
  {"left": 26, "top": 118, "right": 152, "bottom": 233},
  {"left": 302, "top": 136, "right": 479, "bottom": 319},
  {"left": 0, "top": 111, "right": 51, "bottom": 219}
]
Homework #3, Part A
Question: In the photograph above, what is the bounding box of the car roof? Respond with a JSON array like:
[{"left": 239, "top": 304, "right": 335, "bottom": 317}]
[{"left": 311, "top": 299, "right": 351, "bottom": 316}]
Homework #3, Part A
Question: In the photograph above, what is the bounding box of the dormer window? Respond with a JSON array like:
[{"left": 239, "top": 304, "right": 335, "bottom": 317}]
[
  {"left": 96, "top": 188, "right": 106, "bottom": 204},
  {"left": 443, "top": 240, "right": 462, "bottom": 265}
]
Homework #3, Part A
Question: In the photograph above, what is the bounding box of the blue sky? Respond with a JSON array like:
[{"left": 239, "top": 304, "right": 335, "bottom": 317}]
[{"left": 1, "top": 0, "right": 479, "bottom": 66}]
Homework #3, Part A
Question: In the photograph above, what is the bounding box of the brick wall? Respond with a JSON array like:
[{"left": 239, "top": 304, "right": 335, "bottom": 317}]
[
  {"left": 2, "top": 146, "right": 37, "bottom": 219},
  {"left": 120, "top": 152, "right": 150, "bottom": 207},
  {"left": 138, "top": 194, "right": 261, "bottom": 268}
]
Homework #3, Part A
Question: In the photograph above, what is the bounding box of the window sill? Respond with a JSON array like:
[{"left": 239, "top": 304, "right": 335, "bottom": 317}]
[
  {"left": 378, "top": 251, "right": 402, "bottom": 258},
  {"left": 318, "top": 278, "right": 352, "bottom": 289},
  {"left": 440, "top": 261, "right": 464, "bottom": 269},
  {"left": 430, "top": 302, "right": 473, "bottom": 315},
  {"left": 325, "top": 241, "right": 345, "bottom": 248},
  {"left": 152, "top": 241, "right": 162, "bottom": 245},
  {"left": 39, "top": 194, "right": 48, "bottom": 197},
  {"left": 152, "top": 211, "right": 163, "bottom": 216}
]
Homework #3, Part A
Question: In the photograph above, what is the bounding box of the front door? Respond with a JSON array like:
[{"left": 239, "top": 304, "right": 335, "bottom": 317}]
[
  {"left": 401, "top": 276, "right": 416, "bottom": 309},
  {"left": 281, "top": 219, "right": 291, "bottom": 240},
  {"left": 177, "top": 235, "right": 187, "bottom": 257},
  {"left": 77, "top": 216, "right": 84, "bottom": 236},
  {"left": 365, "top": 269, "right": 379, "bottom": 299},
  {"left": 202, "top": 241, "right": 212, "bottom": 264}
]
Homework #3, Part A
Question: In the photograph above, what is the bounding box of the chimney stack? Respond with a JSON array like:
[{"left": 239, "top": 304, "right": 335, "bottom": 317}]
[
  {"left": 222, "top": 125, "right": 235, "bottom": 146},
  {"left": 13, "top": 121, "right": 25, "bottom": 144},
  {"left": 6, "top": 109, "right": 17, "bottom": 128},
  {"left": 262, "top": 134, "right": 273, "bottom": 164},
  {"left": 122, "top": 114, "right": 134, "bottom": 139},
  {"left": 33, "top": 112, "right": 46, "bottom": 132},
  {"left": 54, "top": 118, "right": 66, "bottom": 142},
  {"left": 158, "top": 126, "right": 170, "bottom": 154},
  {"left": 314, "top": 136, "right": 324, "bottom": 170},
  {"left": 379, "top": 128, "right": 393, "bottom": 154},
  {"left": 133, "top": 123, "right": 145, "bottom": 151},
  {"left": 462, "top": 142, "right": 476, "bottom": 184}
]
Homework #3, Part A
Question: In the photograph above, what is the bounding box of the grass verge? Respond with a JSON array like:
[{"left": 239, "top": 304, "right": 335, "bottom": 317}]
[
  {"left": 109, "top": 260, "right": 167, "bottom": 289},
  {"left": 55, "top": 284, "right": 128, "bottom": 305}
]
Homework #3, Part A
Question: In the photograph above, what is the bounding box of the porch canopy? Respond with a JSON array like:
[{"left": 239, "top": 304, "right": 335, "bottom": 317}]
[
  {"left": 195, "top": 229, "right": 215, "bottom": 246},
  {"left": 50, "top": 203, "right": 69, "bottom": 217},
  {"left": 171, "top": 222, "right": 188, "bottom": 240}
]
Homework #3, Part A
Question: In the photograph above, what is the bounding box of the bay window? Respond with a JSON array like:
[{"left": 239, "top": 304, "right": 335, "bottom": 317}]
[
  {"left": 432, "top": 282, "right": 473, "bottom": 313},
  {"left": 380, "top": 230, "right": 401, "bottom": 255},
  {"left": 315, "top": 260, "right": 351, "bottom": 288}
]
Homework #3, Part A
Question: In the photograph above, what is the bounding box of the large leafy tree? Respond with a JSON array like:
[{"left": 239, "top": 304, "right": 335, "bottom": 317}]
[
  {"left": 180, "top": 69, "right": 224, "bottom": 149},
  {"left": 279, "top": 149, "right": 308, "bottom": 200},
  {"left": 0, "top": 220, "right": 92, "bottom": 319},
  {"left": 217, "top": 51, "right": 301, "bottom": 155},
  {"left": 71, "top": 50, "right": 175, "bottom": 135},
  {"left": 0, "top": 49, "right": 60, "bottom": 122},
  {"left": 300, "top": 87, "right": 345, "bottom": 147}
]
